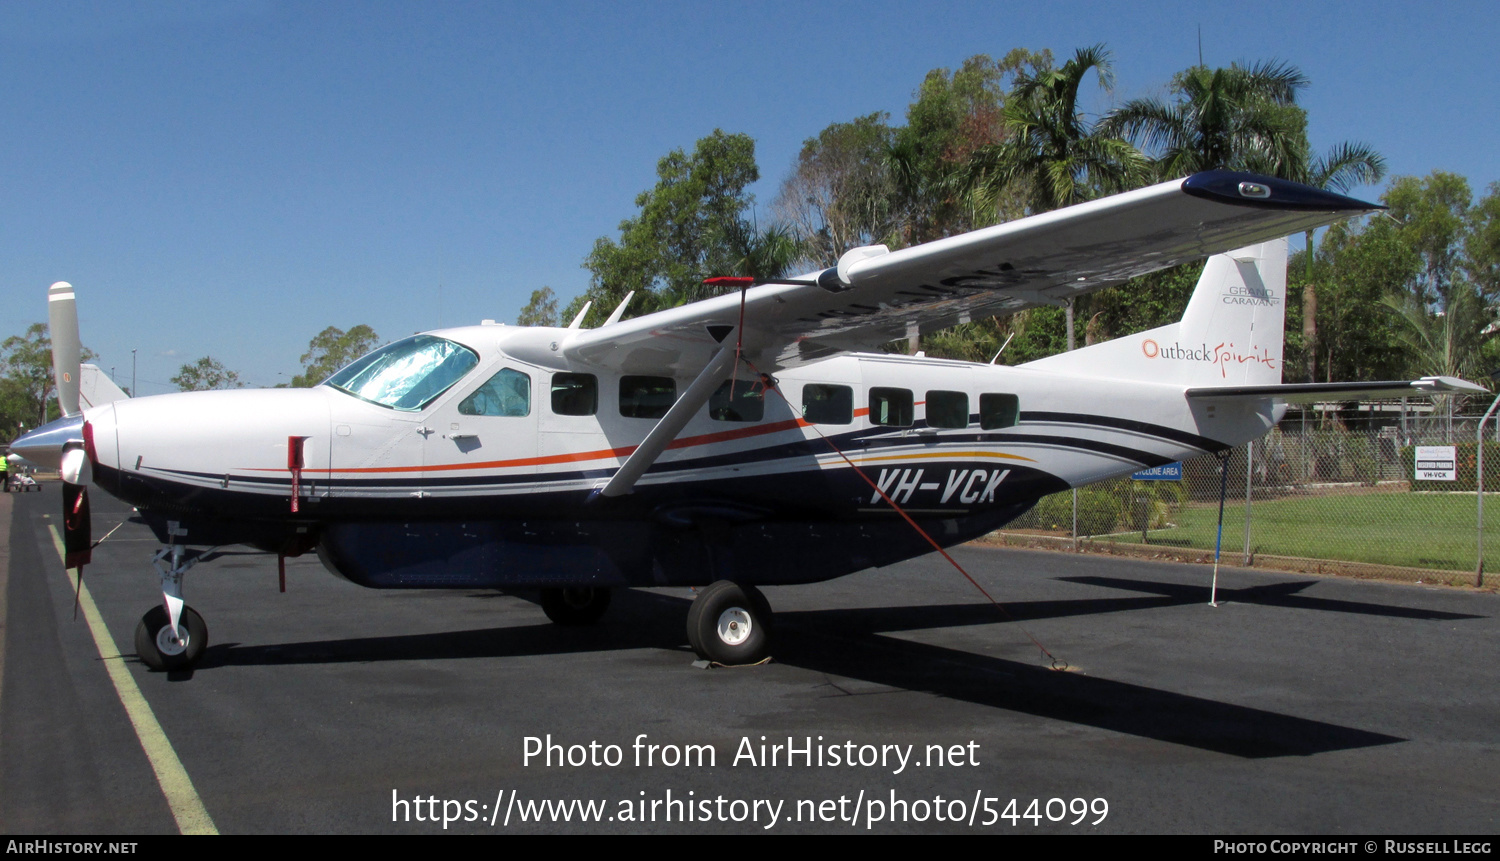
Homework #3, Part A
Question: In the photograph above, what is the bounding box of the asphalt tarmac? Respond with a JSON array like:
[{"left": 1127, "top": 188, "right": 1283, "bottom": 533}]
[{"left": 3, "top": 482, "right": 1497, "bottom": 835}]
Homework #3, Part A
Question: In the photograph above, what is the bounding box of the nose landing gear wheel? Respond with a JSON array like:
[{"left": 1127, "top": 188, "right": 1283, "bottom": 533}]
[
  {"left": 135, "top": 605, "right": 208, "bottom": 671},
  {"left": 539, "top": 586, "right": 612, "bottom": 625},
  {"left": 686, "top": 580, "right": 772, "bottom": 664}
]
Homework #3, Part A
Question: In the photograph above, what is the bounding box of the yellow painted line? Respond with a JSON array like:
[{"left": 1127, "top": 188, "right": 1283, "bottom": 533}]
[
  {"left": 0, "top": 492, "right": 12, "bottom": 770},
  {"left": 47, "top": 525, "right": 218, "bottom": 835},
  {"left": 859, "top": 450, "right": 1036, "bottom": 464}
]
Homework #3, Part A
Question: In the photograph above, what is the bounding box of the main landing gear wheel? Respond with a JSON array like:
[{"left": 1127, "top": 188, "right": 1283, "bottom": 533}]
[
  {"left": 135, "top": 605, "right": 208, "bottom": 671},
  {"left": 686, "top": 580, "right": 772, "bottom": 665},
  {"left": 540, "top": 587, "right": 612, "bottom": 625}
]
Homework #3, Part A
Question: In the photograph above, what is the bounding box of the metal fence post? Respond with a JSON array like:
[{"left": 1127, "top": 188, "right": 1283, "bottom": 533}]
[
  {"left": 1243, "top": 441, "right": 1253, "bottom": 565},
  {"left": 1071, "top": 488, "right": 1078, "bottom": 551},
  {"left": 1476, "top": 394, "right": 1500, "bottom": 587}
]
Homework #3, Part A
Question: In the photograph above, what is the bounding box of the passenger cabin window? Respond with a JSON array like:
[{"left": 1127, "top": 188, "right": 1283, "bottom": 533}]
[
  {"left": 324, "top": 334, "right": 478, "bottom": 412},
  {"left": 459, "top": 367, "right": 531, "bottom": 417},
  {"left": 925, "top": 390, "right": 969, "bottom": 429},
  {"left": 552, "top": 373, "right": 598, "bottom": 416},
  {"left": 980, "top": 393, "right": 1020, "bottom": 429},
  {"left": 620, "top": 376, "right": 676, "bottom": 419},
  {"left": 868, "top": 387, "right": 913, "bottom": 427},
  {"left": 802, "top": 384, "right": 853, "bottom": 425},
  {"left": 710, "top": 379, "right": 764, "bottom": 422}
]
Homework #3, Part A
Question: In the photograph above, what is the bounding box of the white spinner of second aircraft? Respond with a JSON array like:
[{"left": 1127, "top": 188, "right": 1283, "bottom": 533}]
[{"left": 13, "top": 170, "right": 1486, "bottom": 671}]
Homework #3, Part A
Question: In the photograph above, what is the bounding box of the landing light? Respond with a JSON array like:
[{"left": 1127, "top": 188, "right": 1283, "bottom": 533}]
[{"left": 1238, "top": 182, "right": 1271, "bottom": 199}]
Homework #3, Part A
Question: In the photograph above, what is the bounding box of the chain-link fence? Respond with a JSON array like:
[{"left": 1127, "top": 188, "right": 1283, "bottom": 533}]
[{"left": 999, "top": 398, "right": 1500, "bottom": 586}]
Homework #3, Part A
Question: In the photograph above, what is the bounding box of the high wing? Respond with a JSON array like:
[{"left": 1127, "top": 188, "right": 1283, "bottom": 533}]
[{"left": 562, "top": 170, "right": 1380, "bottom": 378}]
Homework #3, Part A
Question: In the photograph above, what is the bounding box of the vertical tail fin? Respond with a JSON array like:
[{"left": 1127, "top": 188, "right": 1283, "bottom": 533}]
[
  {"left": 1020, "top": 238, "right": 1287, "bottom": 387},
  {"left": 79, "top": 364, "right": 130, "bottom": 408}
]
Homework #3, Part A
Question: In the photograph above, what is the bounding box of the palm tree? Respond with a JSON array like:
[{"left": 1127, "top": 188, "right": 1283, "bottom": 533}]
[
  {"left": 1103, "top": 60, "right": 1309, "bottom": 180},
  {"left": 959, "top": 44, "right": 1148, "bottom": 349},
  {"left": 1295, "top": 142, "right": 1387, "bottom": 383},
  {"left": 963, "top": 44, "right": 1148, "bottom": 215},
  {"left": 1383, "top": 284, "right": 1492, "bottom": 440}
]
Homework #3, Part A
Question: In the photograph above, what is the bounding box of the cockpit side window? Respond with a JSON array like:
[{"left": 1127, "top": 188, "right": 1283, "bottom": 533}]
[
  {"left": 709, "top": 378, "right": 764, "bottom": 422},
  {"left": 551, "top": 373, "right": 598, "bottom": 416},
  {"left": 459, "top": 367, "right": 531, "bottom": 417},
  {"left": 325, "top": 335, "right": 479, "bottom": 411},
  {"left": 620, "top": 376, "right": 676, "bottom": 419},
  {"left": 802, "top": 384, "right": 853, "bottom": 425}
]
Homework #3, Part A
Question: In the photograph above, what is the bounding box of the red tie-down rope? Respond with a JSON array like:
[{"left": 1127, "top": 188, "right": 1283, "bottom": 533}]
[
  {"left": 745, "top": 360, "right": 1069, "bottom": 671},
  {"left": 704, "top": 273, "right": 1065, "bottom": 668}
]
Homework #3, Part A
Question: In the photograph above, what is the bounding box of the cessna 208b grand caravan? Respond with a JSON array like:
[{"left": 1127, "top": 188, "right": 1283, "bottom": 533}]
[{"left": 13, "top": 170, "right": 1484, "bottom": 671}]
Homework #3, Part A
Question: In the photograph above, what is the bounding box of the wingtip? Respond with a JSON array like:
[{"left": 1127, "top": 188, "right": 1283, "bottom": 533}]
[{"left": 1182, "top": 170, "right": 1380, "bottom": 212}]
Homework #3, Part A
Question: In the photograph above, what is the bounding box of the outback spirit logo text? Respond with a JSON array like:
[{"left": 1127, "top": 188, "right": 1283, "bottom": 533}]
[{"left": 1140, "top": 339, "right": 1278, "bottom": 378}]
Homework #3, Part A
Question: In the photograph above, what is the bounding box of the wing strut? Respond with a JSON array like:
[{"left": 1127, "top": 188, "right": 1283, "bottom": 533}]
[{"left": 598, "top": 344, "right": 739, "bottom": 498}]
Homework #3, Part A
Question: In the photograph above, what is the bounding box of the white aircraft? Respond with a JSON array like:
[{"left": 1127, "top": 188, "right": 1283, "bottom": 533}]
[{"left": 13, "top": 170, "right": 1485, "bottom": 672}]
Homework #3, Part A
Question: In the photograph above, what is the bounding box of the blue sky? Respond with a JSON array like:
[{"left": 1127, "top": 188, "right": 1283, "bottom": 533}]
[{"left": 1, "top": 0, "right": 1495, "bottom": 393}]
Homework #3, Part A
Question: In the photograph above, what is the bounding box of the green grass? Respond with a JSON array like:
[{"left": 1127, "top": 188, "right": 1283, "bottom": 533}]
[{"left": 1092, "top": 492, "right": 1499, "bottom": 572}]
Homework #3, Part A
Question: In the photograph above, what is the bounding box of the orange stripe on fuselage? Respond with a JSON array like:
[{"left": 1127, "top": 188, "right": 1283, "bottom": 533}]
[
  {"left": 248, "top": 407, "right": 969, "bottom": 476},
  {"left": 253, "top": 415, "right": 822, "bottom": 475},
  {"left": 862, "top": 450, "right": 1035, "bottom": 464}
]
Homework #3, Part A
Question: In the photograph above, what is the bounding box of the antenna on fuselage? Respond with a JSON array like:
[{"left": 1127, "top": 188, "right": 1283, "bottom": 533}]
[
  {"left": 602, "top": 291, "right": 635, "bottom": 327},
  {"left": 567, "top": 301, "right": 593, "bottom": 330},
  {"left": 990, "top": 333, "right": 1015, "bottom": 364}
]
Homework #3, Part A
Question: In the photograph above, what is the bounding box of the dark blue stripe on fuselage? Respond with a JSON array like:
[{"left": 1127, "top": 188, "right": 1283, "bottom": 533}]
[
  {"left": 133, "top": 409, "right": 1204, "bottom": 497},
  {"left": 1018, "top": 411, "right": 1229, "bottom": 454}
]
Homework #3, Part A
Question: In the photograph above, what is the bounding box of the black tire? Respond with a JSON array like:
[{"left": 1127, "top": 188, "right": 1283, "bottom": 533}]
[
  {"left": 685, "top": 580, "right": 772, "bottom": 664},
  {"left": 134, "top": 605, "right": 208, "bottom": 671},
  {"left": 539, "top": 586, "right": 612, "bottom": 626}
]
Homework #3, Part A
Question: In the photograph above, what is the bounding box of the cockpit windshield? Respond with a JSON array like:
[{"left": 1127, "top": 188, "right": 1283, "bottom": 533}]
[{"left": 324, "top": 335, "right": 479, "bottom": 411}]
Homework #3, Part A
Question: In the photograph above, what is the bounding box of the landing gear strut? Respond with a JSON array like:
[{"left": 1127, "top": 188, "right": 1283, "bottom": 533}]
[
  {"left": 686, "top": 580, "right": 773, "bottom": 664},
  {"left": 136, "top": 541, "right": 210, "bottom": 671}
]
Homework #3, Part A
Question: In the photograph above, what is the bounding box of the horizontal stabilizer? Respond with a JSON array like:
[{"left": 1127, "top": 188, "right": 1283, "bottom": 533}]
[{"left": 1185, "top": 376, "right": 1489, "bottom": 404}]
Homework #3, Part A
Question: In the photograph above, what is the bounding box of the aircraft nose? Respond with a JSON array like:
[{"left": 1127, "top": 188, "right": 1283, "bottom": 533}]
[{"left": 9, "top": 414, "right": 84, "bottom": 471}]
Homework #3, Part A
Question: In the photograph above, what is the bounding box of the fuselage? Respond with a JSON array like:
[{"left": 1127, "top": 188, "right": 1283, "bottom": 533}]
[{"left": 79, "top": 323, "right": 1279, "bottom": 589}]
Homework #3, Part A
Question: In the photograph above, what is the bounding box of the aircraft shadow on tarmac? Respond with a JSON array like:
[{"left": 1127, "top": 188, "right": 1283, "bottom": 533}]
[
  {"left": 190, "top": 584, "right": 1408, "bottom": 760},
  {"left": 1059, "top": 576, "right": 1484, "bottom": 621}
]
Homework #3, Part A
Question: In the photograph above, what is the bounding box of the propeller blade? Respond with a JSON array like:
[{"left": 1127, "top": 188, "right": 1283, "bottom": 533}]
[{"left": 48, "top": 282, "right": 82, "bottom": 417}]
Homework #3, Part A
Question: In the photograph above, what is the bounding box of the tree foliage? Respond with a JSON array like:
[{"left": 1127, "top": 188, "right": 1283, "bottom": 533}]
[
  {"left": 1104, "top": 60, "right": 1310, "bottom": 179},
  {"left": 774, "top": 112, "right": 898, "bottom": 268},
  {"left": 0, "top": 322, "right": 96, "bottom": 431},
  {"left": 1284, "top": 219, "right": 1413, "bottom": 384},
  {"left": 1466, "top": 182, "right": 1500, "bottom": 301},
  {"left": 886, "top": 50, "right": 1049, "bottom": 244},
  {"left": 171, "top": 356, "right": 242, "bottom": 391},
  {"left": 1291, "top": 140, "right": 1387, "bottom": 382},
  {"left": 1, "top": 323, "right": 57, "bottom": 428},
  {"left": 1375, "top": 174, "right": 1499, "bottom": 385},
  {"left": 964, "top": 44, "right": 1146, "bottom": 215},
  {"left": 517, "top": 287, "right": 560, "bottom": 327},
  {"left": 292, "top": 325, "right": 380, "bottom": 387},
  {"left": 1384, "top": 172, "right": 1478, "bottom": 308},
  {"left": 582, "top": 129, "right": 800, "bottom": 318}
]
